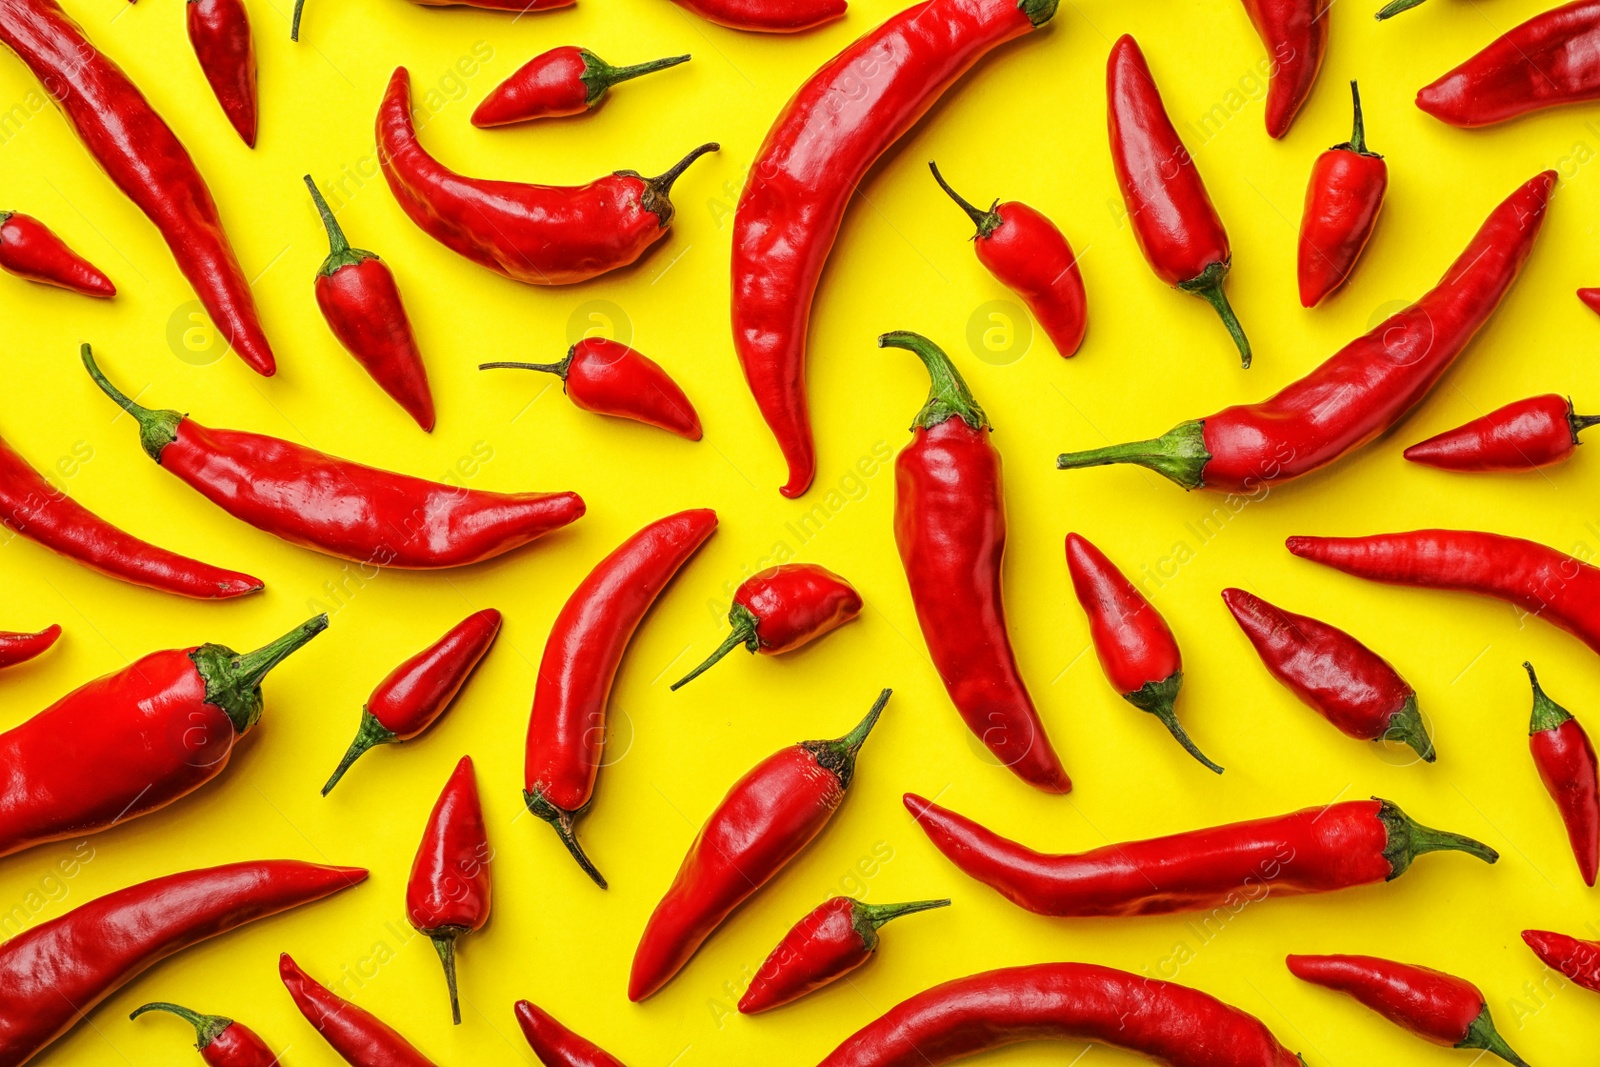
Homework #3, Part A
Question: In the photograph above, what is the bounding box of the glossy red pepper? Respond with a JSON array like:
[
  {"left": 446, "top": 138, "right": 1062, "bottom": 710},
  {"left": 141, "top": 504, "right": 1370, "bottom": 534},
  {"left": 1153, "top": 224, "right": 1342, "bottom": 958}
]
[
  {"left": 188, "top": 0, "right": 256, "bottom": 146},
  {"left": 0, "top": 624, "right": 59, "bottom": 669},
  {"left": 1522, "top": 929, "right": 1600, "bottom": 993},
  {"left": 129, "top": 1003, "right": 279, "bottom": 1067},
  {"left": 527, "top": 509, "right": 717, "bottom": 887},
  {"left": 1524, "top": 662, "right": 1600, "bottom": 886},
  {"left": 0, "top": 211, "right": 114, "bottom": 296},
  {"left": 292, "top": 0, "right": 574, "bottom": 40},
  {"left": 1240, "top": 0, "right": 1328, "bottom": 137},
  {"left": 323, "top": 609, "right": 501, "bottom": 794},
  {"left": 1058, "top": 172, "right": 1553, "bottom": 490},
  {"left": 629, "top": 689, "right": 889, "bottom": 1001},
  {"left": 0, "top": 861, "right": 365, "bottom": 1067},
  {"left": 408, "top": 756, "right": 491, "bottom": 1024},
  {"left": 515, "top": 1002, "right": 626, "bottom": 1067},
  {"left": 671, "top": 562, "right": 861, "bottom": 689},
  {"left": 1298, "top": 82, "right": 1387, "bottom": 307},
  {"left": 734, "top": 0, "right": 1055, "bottom": 498},
  {"left": 670, "top": 0, "right": 843, "bottom": 32},
  {"left": 888, "top": 331, "right": 1069, "bottom": 793},
  {"left": 279, "top": 954, "right": 437, "bottom": 1067},
  {"left": 1418, "top": 0, "right": 1600, "bottom": 127},
  {"left": 472, "top": 47, "right": 690, "bottom": 127},
  {"left": 482, "top": 338, "right": 702, "bottom": 440},
  {"left": 1580, "top": 287, "right": 1600, "bottom": 316},
  {"left": 1404, "top": 394, "right": 1597, "bottom": 472}
]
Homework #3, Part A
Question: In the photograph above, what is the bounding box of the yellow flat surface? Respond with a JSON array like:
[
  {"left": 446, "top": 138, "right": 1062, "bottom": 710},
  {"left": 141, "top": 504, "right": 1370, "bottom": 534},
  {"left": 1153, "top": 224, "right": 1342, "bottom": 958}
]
[{"left": 2, "top": 0, "right": 1598, "bottom": 1062}]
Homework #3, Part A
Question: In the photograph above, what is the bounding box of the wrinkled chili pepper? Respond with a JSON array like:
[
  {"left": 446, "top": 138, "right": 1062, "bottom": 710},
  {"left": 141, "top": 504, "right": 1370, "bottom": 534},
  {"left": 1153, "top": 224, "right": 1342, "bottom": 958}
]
[
  {"left": 672, "top": 563, "right": 861, "bottom": 689},
  {"left": 734, "top": 0, "right": 1056, "bottom": 498},
  {"left": 887, "top": 331, "right": 1069, "bottom": 793},
  {"left": 292, "top": 0, "right": 574, "bottom": 41},
  {"left": 1418, "top": 0, "right": 1600, "bottom": 127},
  {"left": 408, "top": 756, "right": 491, "bottom": 1024},
  {"left": 482, "top": 338, "right": 702, "bottom": 440},
  {"left": 280, "top": 954, "right": 438, "bottom": 1066},
  {"left": 1240, "top": 0, "right": 1329, "bottom": 138},
  {"left": 1298, "top": 81, "right": 1387, "bottom": 307},
  {"left": 0, "top": 0, "right": 275, "bottom": 374},
  {"left": 671, "top": 0, "right": 844, "bottom": 32},
  {"left": 630, "top": 689, "right": 889, "bottom": 1001},
  {"left": 515, "top": 1001, "right": 626, "bottom": 1067},
  {"left": 0, "top": 211, "right": 114, "bottom": 296},
  {"left": 1057, "top": 172, "right": 1553, "bottom": 490},
  {"left": 83, "top": 347, "right": 584, "bottom": 568},
  {"left": 0, "top": 625, "right": 59, "bottom": 669},
  {"left": 1524, "top": 662, "right": 1599, "bottom": 886},
  {"left": 0, "top": 861, "right": 365, "bottom": 1067},
  {"left": 1523, "top": 929, "right": 1600, "bottom": 993},
  {"left": 1404, "top": 394, "right": 1598, "bottom": 472},
  {"left": 188, "top": 0, "right": 256, "bottom": 146},
  {"left": 527, "top": 509, "right": 717, "bottom": 887},
  {"left": 472, "top": 47, "right": 691, "bottom": 127},
  {"left": 129, "top": 1003, "right": 278, "bottom": 1067},
  {"left": 740, "top": 896, "right": 950, "bottom": 1015},
  {"left": 324, "top": 609, "right": 501, "bottom": 794}
]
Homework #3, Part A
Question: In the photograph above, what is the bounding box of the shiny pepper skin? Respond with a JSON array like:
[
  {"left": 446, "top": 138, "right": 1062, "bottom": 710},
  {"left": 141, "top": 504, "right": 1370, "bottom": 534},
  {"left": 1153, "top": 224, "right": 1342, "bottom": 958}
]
[
  {"left": 1523, "top": 929, "right": 1600, "bottom": 994},
  {"left": 129, "top": 1003, "right": 279, "bottom": 1067},
  {"left": 280, "top": 954, "right": 439, "bottom": 1066},
  {"left": 1298, "top": 82, "right": 1387, "bottom": 307},
  {"left": 482, "top": 338, "right": 702, "bottom": 440},
  {"left": 292, "top": 0, "right": 573, "bottom": 41},
  {"left": 1417, "top": 0, "right": 1600, "bottom": 128},
  {"left": 0, "top": 625, "right": 59, "bottom": 669},
  {"left": 670, "top": 0, "right": 845, "bottom": 32},
  {"left": 187, "top": 0, "right": 256, "bottom": 146},
  {"left": 0, "top": 212, "right": 114, "bottom": 296},
  {"left": 408, "top": 756, "right": 492, "bottom": 1024},
  {"left": 472, "top": 47, "right": 690, "bottom": 126},
  {"left": 515, "top": 1002, "right": 627, "bottom": 1067},
  {"left": 1239, "top": 0, "right": 1329, "bottom": 138},
  {"left": 1405, "top": 394, "right": 1598, "bottom": 472},
  {"left": 1524, "top": 663, "right": 1600, "bottom": 886}
]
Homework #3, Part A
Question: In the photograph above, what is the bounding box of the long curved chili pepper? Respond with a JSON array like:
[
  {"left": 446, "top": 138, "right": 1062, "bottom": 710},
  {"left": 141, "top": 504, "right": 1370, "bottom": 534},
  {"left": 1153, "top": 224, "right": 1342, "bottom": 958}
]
[
  {"left": 0, "top": 860, "right": 365, "bottom": 1067},
  {"left": 1240, "top": 0, "right": 1328, "bottom": 139},
  {"left": 1221, "top": 588, "right": 1434, "bottom": 761},
  {"left": 927, "top": 162, "right": 1086, "bottom": 358},
  {"left": 1286, "top": 954, "right": 1529, "bottom": 1065},
  {"left": 1417, "top": 0, "right": 1600, "bottom": 128},
  {"left": 1524, "top": 662, "right": 1599, "bottom": 887},
  {"left": 279, "top": 954, "right": 438, "bottom": 1067},
  {"left": 83, "top": 346, "right": 584, "bottom": 568},
  {"left": 1108, "top": 35, "right": 1250, "bottom": 367},
  {"left": 129, "top": 1003, "right": 278, "bottom": 1067},
  {"left": 323, "top": 609, "right": 501, "bottom": 794},
  {"left": 472, "top": 47, "right": 691, "bottom": 127},
  {"left": 1522, "top": 929, "right": 1600, "bottom": 993},
  {"left": 671, "top": 563, "right": 861, "bottom": 689},
  {"left": 887, "top": 331, "right": 1069, "bottom": 793},
  {"left": 817, "top": 963, "right": 1306, "bottom": 1067},
  {"left": 408, "top": 756, "right": 490, "bottom": 1025},
  {"left": 527, "top": 509, "right": 717, "bottom": 887},
  {"left": 1404, "top": 394, "right": 1598, "bottom": 472},
  {"left": 0, "top": 624, "right": 59, "bottom": 669},
  {"left": 1057, "top": 171, "right": 1553, "bottom": 490},
  {"left": 292, "top": 0, "right": 573, "bottom": 41},
  {"left": 1066, "top": 532, "right": 1219, "bottom": 773},
  {"left": 905, "top": 793, "right": 1496, "bottom": 917},
  {"left": 0, "top": 0, "right": 274, "bottom": 374},
  {"left": 670, "top": 0, "right": 844, "bottom": 32},
  {"left": 0, "top": 211, "right": 114, "bottom": 296},
  {"left": 380, "top": 68, "right": 715, "bottom": 286},
  {"left": 734, "top": 0, "right": 1055, "bottom": 498},
  {"left": 482, "top": 338, "right": 702, "bottom": 440},
  {"left": 1298, "top": 82, "right": 1387, "bottom": 307},
  {"left": 739, "top": 896, "right": 950, "bottom": 1014},
  {"left": 188, "top": 0, "right": 256, "bottom": 146},
  {"left": 515, "top": 1001, "right": 626, "bottom": 1067},
  {"left": 304, "top": 176, "right": 435, "bottom": 432},
  {"left": 629, "top": 689, "right": 889, "bottom": 1001}
]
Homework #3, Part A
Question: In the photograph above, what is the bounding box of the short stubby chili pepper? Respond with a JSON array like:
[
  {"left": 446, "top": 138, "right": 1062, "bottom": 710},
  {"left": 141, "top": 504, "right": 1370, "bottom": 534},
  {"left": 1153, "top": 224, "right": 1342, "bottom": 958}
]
[
  {"left": 1298, "top": 82, "right": 1387, "bottom": 308},
  {"left": 0, "top": 624, "right": 59, "bottom": 669},
  {"left": 905, "top": 793, "right": 1495, "bottom": 918},
  {"left": 672, "top": 563, "right": 861, "bottom": 689},
  {"left": 527, "top": 509, "right": 717, "bottom": 887},
  {"left": 515, "top": 1002, "right": 626, "bottom": 1067},
  {"left": 0, "top": 861, "right": 365, "bottom": 1067},
  {"left": 324, "top": 609, "right": 501, "bottom": 794},
  {"left": 482, "top": 338, "right": 702, "bottom": 440},
  {"left": 1057, "top": 172, "right": 1554, "bottom": 491},
  {"left": 1524, "top": 662, "right": 1599, "bottom": 886},
  {"left": 0, "top": 616, "right": 326, "bottom": 860},
  {"left": 305, "top": 176, "right": 435, "bottom": 432},
  {"left": 380, "top": 68, "right": 716, "bottom": 287},
  {"left": 408, "top": 756, "right": 491, "bottom": 1024},
  {"left": 1286, "top": 955, "right": 1529, "bottom": 1066},
  {"left": 817, "top": 963, "right": 1306, "bottom": 1067},
  {"left": 1418, "top": 0, "right": 1600, "bottom": 127},
  {"left": 292, "top": 0, "right": 573, "bottom": 40},
  {"left": 279, "top": 955, "right": 438, "bottom": 1067},
  {"left": 0, "top": 211, "right": 114, "bottom": 296},
  {"left": 733, "top": 0, "right": 1055, "bottom": 498},
  {"left": 1108, "top": 35, "right": 1250, "bottom": 367},
  {"left": 129, "top": 1003, "right": 278, "bottom": 1067},
  {"left": 1523, "top": 929, "right": 1600, "bottom": 994},
  {"left": 84, "top": 347, "right": 584, "bottom": 569},
  {"left": 1404, "top": 394, "right": 1599, "bottom": 472},
  {"left": 670, "top": 0, "right": 844, "bottom": 32},
  {"left": 1240, "top": 0, "right": 1329, "bottom": 138},
  {"left": 739, "top": 896, "right": 950, "bottom": 1014},
  {"left": 188, "top": 0, "right": 257, "bottom": 146},
  {"left": 1222, "top": 588, "right": 1434, "bottom": 761},
  {"left": 1066, "top": 533, "right": 1220, "bottom": 773},
  {"left": 472, "top": 47, "right": 691, "bottom": 127},
  {"left": 927, "top": 162, "right": 1086, "bottom": 358},
  {"left": 629, "top": 689, "right": 889, "bottom": 1001}
]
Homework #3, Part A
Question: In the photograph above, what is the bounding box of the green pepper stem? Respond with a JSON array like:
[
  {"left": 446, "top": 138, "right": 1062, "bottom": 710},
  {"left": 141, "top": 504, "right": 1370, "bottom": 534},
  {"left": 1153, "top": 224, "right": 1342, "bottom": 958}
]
[
  {"left": 648, "top": 143, "right": 720, "bottom": 198},
  {"left": 430, "top": 930, "right": 465, "bottom": 1026},
  {"left": 1125, "top": 674, "right": 1223, "bottom": 774},
  {"left": 291, "top": 0, "right": 307, "bottom": 39},
  {"left": 194, "top": 615, "right": 328, "bottom": 733},
  {"left": 1180, "top": 262, "right": 1251, "bottom": 367},
  {"left": 479, "top": 357, "right": 572, "bottom": 379},
  {"left": 1348, "top": 82, "right": 1367, "bottom": 154},
  {"left": 304, "top": 176, "right": 349, "bottom": 256},
  {"left": 129, "top": 1002, "right": 232, "bottom": 1049},
  {"left": 671, "top": 604, "right": 760, "bottom": 690},
  {"left": 1374, "top": 0, "right": 1428, "bottom": 19},
  {"left": 526, "top": 788, "right": 606, "bottom": 889},
  {"left": 853, "top": 897, "right": 951, "bottom": 931},
  {"left": 583, "top": 51, "right": 691, "bottom": 105},
  {"left": 322, "top": 708, "right": 399, "bottom": 796},
  {"left": 80, "top": 344, "right": 183, "bottom": 460},
  {"left": 1377, "top": 797, "right": 1498, "bottom": 880},
  {"left": 1460, "top": 1006, "right": 1531, "bottom": 1066},
  {"left": 1571, "top": 411, "right": 1600, "bottom": 436},
  {"left": 1055, "top": 420, "right": 1210, "bottom": 490},
  {"left": 928, "top": 161, "right": 1001, "bottom": 239},
  {"left": 804, "top": 689, "right": 890, "bottom": 790},
  {"left": 880, "top": 330, "right": 988, "bottom": 431},
  {"left": 1384, "top": 694, "right": 1436, "bottom": 763},
  {"left": 1525, "top": 662, "right": 1574, "bottom": 734}
]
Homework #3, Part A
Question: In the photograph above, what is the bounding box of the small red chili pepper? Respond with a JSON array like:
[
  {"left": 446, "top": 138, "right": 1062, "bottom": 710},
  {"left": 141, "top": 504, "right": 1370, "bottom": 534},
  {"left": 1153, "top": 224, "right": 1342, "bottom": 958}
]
[
  {"left": 481, "top": 338, "right": 702, "bottom": 440},
  {"left": 292, "top": 0, "right": 574, "bottom": 41},
  {"left": 739, "top": 896, "right": 950, "bottom": 1015},
  {"left": 0, "top": 625, "right": 60, "bottom": 670},
  {"left": 1524, "top": 662, "right": 1600, "bottom": 887},
  {"left": 1522, "top": 929, "right": 1600, "bottom": 993},
  {"left": 671, "top": 563, "right": 861, "bottom": 689},
  {"left": 472, "top": 47, "right": 691, "bottom": 127},
  {"left": 1404, "top": 394, "right": 1598, "bottom": 472},
  {"left": 1298, "top": 81, "right": 1387, "bottom": 308},
  {"left": 670, "top": 0, "right": 844, "bottom": 32},
  {"left": 1418, "top": 0, "right": 1600, "bottom": 127},
  {"left": 527, "top": 509, "right": 717, "bottom": 887},
  {"left": 187, "top": 0, "right": 257, "bottom": 146},
  {"left": 1108, "top": 35, "right": 1250, "bottom": 366},
  {"left": 1580, "top": 287, "right": 1600, "bottom": 316},
  {"left": 323, "top": 609, "right": 501, "bottom": 794},
  {"left": 279, "top": 954, "right": 438, "bottom": 1067},
  {"left": 1221, "top": 588, "right": 1434, "bottom": 761},
  {"left": 0, "top": 212, "right": 114, "bottom": 296},
  {"left": 1240, "top": 0, "right": 1329, "bottom": 138},
  {"left": 629, "top": 689, "right": 889, "bottom": 1001},
  {"left": 514, "top": 1001, "right": 625, "bottom": 1067},
  {"left": 129, "top": 1003, "right": 278, "bottom": 1067},
  {"left": 1286, "top": 954, "right": 1529, "bottom": 1065},
  {"left": 1066, "top": 533, "right": 1219, "bottom": 773},
  {"left": 408, "top": 756, "right": 491, "bottom": 1025},
  {"left": 304, "top": 176, "right": 435, "bottom": 432}
]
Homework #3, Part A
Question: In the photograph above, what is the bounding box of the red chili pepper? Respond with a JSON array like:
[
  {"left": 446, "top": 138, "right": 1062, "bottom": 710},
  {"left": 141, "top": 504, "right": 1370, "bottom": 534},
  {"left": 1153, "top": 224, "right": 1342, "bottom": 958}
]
[
  {"left": 472, "top": 47, "right": 691, "bottom": 127},
  {"left": 187, "top": 0, "right": 256, "bottom": 146},
  {"left": 527, "top": 509, "right": 717, "bottom": 887},
  {"left": 323, "top": 609, "right": 501, "bottom": 794},
  {"left": 304, "top": 176, "right": 435, "bottom": 432},
  {"left": 1058, "top": 172, "right": 1553, "bottom": 490},
  {"left": 1298, "top": 81, "right": 1387, "bottom": 307},
  {"left": 0, "top": 860, "right": 365, "bottom": 1067},
  {"left": 407, "top": 756, "right": 491, "bottom": 1025},
  {"left": 887, "top": 331, "right": 1069, "bottom": 793},
  {"left": 1580, "top": 287, "right": 1600, "bottom": 316},
  {"left": 905, "top": 793, "right": 1495, "bottom": 917},
  {"left": 733, "top": 0, "right": 1055, "bottom": 498},
  {"left": 0, "top": 211, "right": 114, "bottom": 296},
  {"left": 0, "top": 625, "right": 59, "bottom": 669},
  {"left": 129, "top": 1003, "right": 278, "bottom": 1067},
  {"left": 1241, "top": 0, "right": 1328, "bottom": 137},
  {"left": 1404, "top": 394, "right": 1597, "bottom": 472},
  {"left": 1066, "top": 533, "right": 1219, "bottom": 773},
  {"left": 292, "top": 0, "right": 574, "bottom": 40},
  {"left": 1524, "top": 662, "right": 1600, "bottom": 887},
  {"left": 279, "top": 954, "right": 437, "bottom": 1067},
  {"left": 515, "top": 1001, "right": 625, "bottom": 1067},
  {"left": 1417, "top": 0, "right": 1600, "bottom": 127},
  {"left": 481, "top": 338, "right": 702, "bottom": 440},
  {"left": 0, "top": 0, "right": 275, "bottom": 375},
  {"left": 739, "top": 896, "right": 950, "bottom": 1015},
  {"left": 1286, "top": 954, "right": 1529, "bottom": 1065},
  {"left": 629, "top": 689, "right": 889, "bottom": 1001},
  {"left": 1221, "top": 588, "right": 1434, "bottom": 761},
  {"left": 1522, "top": 928, "right": 1600, "bottom": 993},
  {"left": 670, "top": 0, "right": 844, "bottom": 32},
  {"left": 671, "top": 563, "right": 861, "bottom": 689},
  {"left": 1108, "top": 35, "right": 1250, "bottom": 367}
]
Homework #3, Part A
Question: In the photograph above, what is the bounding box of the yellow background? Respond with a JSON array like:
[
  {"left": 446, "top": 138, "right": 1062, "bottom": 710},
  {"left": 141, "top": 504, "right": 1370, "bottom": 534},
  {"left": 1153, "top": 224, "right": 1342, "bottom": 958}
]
[{"left": 3, "top": 0, "right": 1599, "bottom": 1062}]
